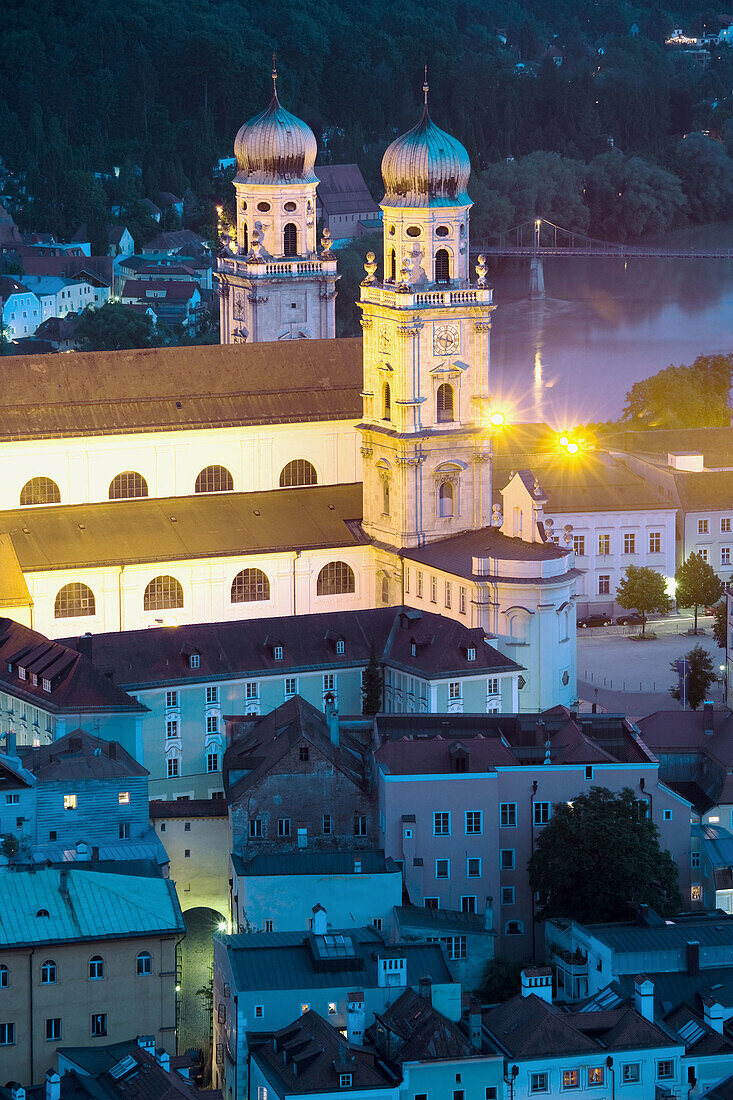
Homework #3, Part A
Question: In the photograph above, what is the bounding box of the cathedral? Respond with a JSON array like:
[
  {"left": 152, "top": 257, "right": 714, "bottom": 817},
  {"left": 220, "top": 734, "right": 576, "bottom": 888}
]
[{"left": 0, "top": 71, "right": 579, "bottom": 713}]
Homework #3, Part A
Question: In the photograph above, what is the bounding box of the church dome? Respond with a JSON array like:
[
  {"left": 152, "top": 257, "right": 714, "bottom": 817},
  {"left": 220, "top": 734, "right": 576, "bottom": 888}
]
[
  {"left": 381, "top": 85, "right": 471, "bottom": 207},
  {"left": 234, "top": 69, "right": 318, "bottom": 185}
]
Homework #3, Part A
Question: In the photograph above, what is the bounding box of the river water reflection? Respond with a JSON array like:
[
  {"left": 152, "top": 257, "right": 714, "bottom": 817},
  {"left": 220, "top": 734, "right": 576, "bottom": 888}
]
[{"left": 488, "top": 221, "right": 733, "bottom": 426}]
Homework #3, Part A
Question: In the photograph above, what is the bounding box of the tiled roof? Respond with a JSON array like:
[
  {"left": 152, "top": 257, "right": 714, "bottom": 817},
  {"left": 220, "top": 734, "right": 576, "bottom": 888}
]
[
  {"left": 122, "top": 278, "right": 200, "bottom": 300},
  {"left": 664, "top": 1002, "right": 733, "bottom": 1056},
  {"left": 0, "top": 484, "right": 364, "bottom": 571},
  {"left": 0, "top": 337, "right": 362, "bottom": 440},
  {"left": 483, "top": 994, "right": 599, "bottom": 1058},
  {"left": 402, "top": 525, "right": 570, "bottom": 582},
  {"left": 0, "top": 618, "right": 145, "bottom": 714},
  {"left": 674, "top": 470, "right": 733, "bottom": 511},
  {"left": 232, "top": 849, "right": 399, "bottom": 878},
  {"left": 0, "top": 866, "right": 184, "bottom": 947},
  {"left": 316, "top": 164, "right": 380, "bottom": 216},
  {"left": 394, "top": 904, "right": 486, "bottom": 934},
  {"left": 373, "top": 987, "right": 476, "bottom": 1062},
  {"left": 18, "top": 728, "right": 148, "bottom": 780},
  {"left": 583, "top": 912, "right": 733, "bottom": 953},
  {"left": 493, "top": 452, "right": 670, "bottom": 513},
  {"left": 68, "top": 606, "right": 521, "bottom": 690},
  {"left": 149, "top": 798, "right": 228, "bottom": 819},
  {"left": 51, "top": 1040, "right": 204, "bottom": 1100},
  {"left": 21, "top": 254, "right": 114, "bottom": 285},
  {"left": 637, "top": 709, "right": 733, "bottom": 771}
]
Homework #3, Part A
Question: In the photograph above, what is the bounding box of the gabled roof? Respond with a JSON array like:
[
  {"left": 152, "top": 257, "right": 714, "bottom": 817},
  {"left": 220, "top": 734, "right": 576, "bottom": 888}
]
[
  {"left": 483, "top": 993, "right": 599, "bottom": 1058},
  {"left": 122, "top": 278, "right": 200, "bottom": 300},
  {"left": 372, "top": 987, "right": 477, "bottom": 1062},
  {"left": 316, "top": 164, "right": 380, "bottom": 216},
  {"left": 493, "top": 451, "right": 672, "bottom": 513},
  {"left": 0, "top": 866, "right": 184, "bottom": 947},
  {"left": 18, "top": 728, "right": 148, "bottom": 781},
  {"left": 50, "top": 1039, "right": 205, "bottom": 1100}
]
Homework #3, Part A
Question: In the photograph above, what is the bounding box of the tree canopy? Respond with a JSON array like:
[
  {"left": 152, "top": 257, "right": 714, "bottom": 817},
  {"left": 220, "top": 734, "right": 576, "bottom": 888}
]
[
  {"left": 74, "top": 302, "right": 169, "bottom": 351},
  {"left": 669, "top": 644, "right": 718, "bottom": 710},
  {"left": 622, "top": 354, "right": 733, "bottom": 429},
  {"left": 675, "top": 552, "right": 724, "bottom": 633},
  {"left": 529, "top": 786, "right": 682, "bottom": 923},
  {"left": 616, "top": 565, "right": 671, "bottom": 635}
]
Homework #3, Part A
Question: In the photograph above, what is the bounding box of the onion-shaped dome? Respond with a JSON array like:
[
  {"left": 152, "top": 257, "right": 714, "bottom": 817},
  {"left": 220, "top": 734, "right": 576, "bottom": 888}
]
[
  {"left": 234, "top": 67, "right": 318, "bottom": 185},
  {"left": 381, "top": 80, "right": 471, "bottom": 207}
]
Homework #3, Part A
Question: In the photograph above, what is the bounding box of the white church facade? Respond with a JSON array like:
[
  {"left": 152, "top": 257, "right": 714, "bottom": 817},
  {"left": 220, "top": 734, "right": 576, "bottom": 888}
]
[{"left": 0, "top": 73, "right": 579, "bottom": 713}]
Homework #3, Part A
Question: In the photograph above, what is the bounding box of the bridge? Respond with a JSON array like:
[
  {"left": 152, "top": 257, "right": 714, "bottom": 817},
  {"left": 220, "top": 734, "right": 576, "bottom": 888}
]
[{"left": 483, "top": 218, "right": 733, "bottom": 297}]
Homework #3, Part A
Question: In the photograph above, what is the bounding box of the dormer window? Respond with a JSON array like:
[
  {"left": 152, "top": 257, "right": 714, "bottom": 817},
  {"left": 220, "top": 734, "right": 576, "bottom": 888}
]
[
  {"left": 273, "top": 646, "right": 284, "bottom": 661},
  {"left": 411, "top": 643, "right": 417, "bottom": 657},
  {"left": 336, "top": 640, "right": 345, "bottom": 655},
  {"left": 339, "top": 1074, "right": 352, "bottom": 1089},
  {"left": 18, "top": 667, "right": 26, "bottom": 681},
  {"left": 31, "top": 674, "right": 38, "bottom": 686},
  {"left": 467, "top": 647, "right": 476, "bottom": 661},
  {"left": 189, "top": 654, "right": 200, "bottom": 669},
  {"left": 42, "top": 678, "right": 51, "bottom": 692}
]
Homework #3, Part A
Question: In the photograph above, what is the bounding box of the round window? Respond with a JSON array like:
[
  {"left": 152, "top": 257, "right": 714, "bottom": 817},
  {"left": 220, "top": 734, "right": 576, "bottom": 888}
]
[
  {"left": 406, "top": 226, "right": 422, "bottom": 237},
  {"left": 257, "top": 201, "right": 271, "bottom": 213},
  {"left": 435, "top": 225, "right": 449, "bottom": 237},
  {"left": 388, "top": 225, "right": 396, "bottom": 236},
  {"left": 284, "top": 201, "right": 297, "bottom": 211}
]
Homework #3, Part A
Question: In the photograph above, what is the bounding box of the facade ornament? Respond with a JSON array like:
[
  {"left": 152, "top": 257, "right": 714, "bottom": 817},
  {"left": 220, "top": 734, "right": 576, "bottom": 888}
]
[
  {"left": 475, "top": 254, "right": 487, "bottom": 286},
  {"left": 473, "top": 451, "right": 491, "bottom": 464},
  {"left": 320, "top": 226, "right": 333, "bottom": 259},
  {"left": 248, "top": 227, "right": 265, "bottom": 263},
  {"left": 359, "top": 317, "right": 373, "bottom": 329},
  {"left": 491, "top": 504, "right": 503, "bottom": 527},
  {"left": 474, "top": 320, "right": 492, "bottom": 332},
  {"left": 247, "top": 293, "right": 270, "bottom": 304},
  {"left": 360, "top": 444, "right": 373, "bottom": 458},
  {"left": 396, "top": 259, "right": 412, "bottom": 293},
  {"left": 361, "top": 251, "right": 378, "bottom": 285}
]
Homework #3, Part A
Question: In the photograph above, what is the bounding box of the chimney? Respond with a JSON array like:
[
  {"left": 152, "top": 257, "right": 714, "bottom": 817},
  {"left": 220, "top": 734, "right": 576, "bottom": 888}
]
[
  {"left": 686, "top": 940, "right": 700, "bottom": 976},
  {"left": 324, "top": 693, "right": 339, "bottom": 747},
  {"left": 138, "top": 1035, "right": 156, "bottom": 1052},
  {"left": 638, "top": 903, "right": 650, "bottom": 926},
  {"left": 11, "top": 1087, "right": 25, "bottom": 1100},
  {"left": 634, "top": 975, "right": 654, "bottom": 1021},
  {"left": 484, "top": 896, "right": 494, "bottom": 933},
  {"left": 704, "top": 701, "right": 715, "bottom": 736},
  {"left": 704, "top": 997, "right": 725, "bottom": 1035},
  {"left": 521, "top": 967, "right": 552, "bottom": 1003},
  {"left": 45, "top": 1073, "right": 60, "bottom": 1100},
  {"left": 312, "top": 904, "right": 327, "bottom": 935},
  {"left": 468, "top": 998, "right": 483, "bottom": 1050},
  {"left": 347, "top": 991, "right": 365, "bottom": 1045},
  {"left": 156, "top": 1050, "right": 170, "bottom": 1072},
  {"left": 76, "top": 633, "right": 93, "bottom": 660},
  {"left": 418, "top": 975, "right": 432, "bottom": 1001}
]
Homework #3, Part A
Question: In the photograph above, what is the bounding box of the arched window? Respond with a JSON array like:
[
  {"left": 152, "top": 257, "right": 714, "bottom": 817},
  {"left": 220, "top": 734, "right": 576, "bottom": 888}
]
[
  {"left": 20, "top": 477, "right": 61, "bottom": 506},
  {"left": 279, "top": 459, "right": 317, "bottom": 488},
  {"left": 242, "top": 222, "right": 248, "bottom": 252},
  {"left": 383, "top": 382, "right": 391, "bottom": 421},
  {"left": 137, "top": 951, "right": 152, "bottom": 976},
  {"left": 389, "top": 249, "right": 396, "bottom": 282},
  {"left": 231, "top": 568, "right": 270, "bottom": 604},
  {"left": 382, "top": 480, "right": 390, "bottom": 515},
  {"left": 436, "top": 383, "right": 454, "bottom": 423},
  {"left": 435, "top": 248, "right": 450, "bottom": 283},
  {"left": 439, "top": 481, "right": 454, "bottom": 518},
  {"left": 381, "top": 575, "right": 390, "bottom": 604},
  {"left": 144, "top": 576, "right": 183, "bottom": 611},
  {"left": 195, "top": 465, "right": 234, "bottom": 494},
  {"left": 89, "top": 955, "right": 104, "bottom": 980},
  {"left": 283, "top": 222, "right": 298, "bottom": 257},
  {"left": 37, "top": 909, "right": 50, "bottom": 918},
  {"left": 41, "top": 960, "right": 57, "bottom": 984},
  {"left": 54, "top": 582, "right": 96, "bottom": 619},
  {"left": 0, "top": 963, "right": 7, "bottom": 987},
  {"left": 109, "top": 471, "right": 148, "bottom": 500},
  {"left": 317, "top": 561, "right": 355, "bottom": 596}
]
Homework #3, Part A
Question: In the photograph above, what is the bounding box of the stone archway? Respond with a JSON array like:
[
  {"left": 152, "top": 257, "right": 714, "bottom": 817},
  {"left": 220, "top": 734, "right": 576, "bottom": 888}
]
[{"left": 178, "top": 906, "right": 226, "bottom": 1069}]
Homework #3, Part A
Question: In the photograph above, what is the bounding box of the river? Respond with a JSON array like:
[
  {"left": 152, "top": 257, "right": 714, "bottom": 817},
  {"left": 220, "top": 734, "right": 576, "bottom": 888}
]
[{"left": 488, "top": 221, "right": 733, "bottom": 426}]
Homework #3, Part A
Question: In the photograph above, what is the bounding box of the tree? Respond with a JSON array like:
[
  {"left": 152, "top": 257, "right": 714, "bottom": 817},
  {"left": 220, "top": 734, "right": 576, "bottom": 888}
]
[
  {"left": 669, "top": 644, "right": 717, "bottom": 710},
  {"left": 0, "top": 833, "right": 19, "bottom": 861},
  {"left": 675, "top": 552, "right": 723, "bottom": 634},
  {"left": 584, "top": 150, "right": 686, "bottom": 240},
  {"left": 675, "top": 132, "right": 733, "bottom": 224},
  {"left": 74, "top": 302, "right": 169, "bottom": 351},
  {"left": 616, "top": 565, "right": 671, "bottom": 636},
  {"left": 529, "top": 787, "right": 682, "bottom": 923},
  {"left": 477, "top": 955, "right": 528, "bottom": 1002},
  {"left": 622, "top": 354, "right": 733, "bottom": 429},
  {"left": 362, "top": 640, "right": 383, "bottom": 715},
  {"left": 712, "top": 599, "right": 728, "bottom": 650}
]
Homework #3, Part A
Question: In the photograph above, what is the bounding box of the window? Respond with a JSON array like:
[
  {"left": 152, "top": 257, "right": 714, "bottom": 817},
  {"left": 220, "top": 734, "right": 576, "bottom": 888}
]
[
  {"left": 323, "top": 673, "right": 335, "bottom": 691},
  {"left": 467, "top": 857, "right": 481, "bottom": 878},
  {"left": 166, "top": 690, "right": 178, "bottom": 708},
  {"left": 278, "top": 818, "right": 291, "bottom": 837},
  {"left": 207, "top": 752, "right": 219, "bottom": 772},
  {"left": 486, "top": 1091, "right": 498, "bottom": 1100},
  {"left": 530, "top": 1073, "right": 548, "bottom": 1093},
  {"left": 598, "top": 574, "right": 610, "bottom": 595},
  {"left": 622, "top": 1064, "right": 640, "bottom": 1083},
  {"left": 449, "top": 681, "right": 461, "bottom": 701},
  {"left": 466, "top": 645, "right": 475, "bottom": 661},
  {"left": 562, "top": 1070, "right": 579, "bottom": 1089},
  {"left": 501, "top": 886, "right": 515, "bottom": 905},
  {"left": 41, "top": 959, "right": 57, "bottom": 984},
  {"left": 283, "top": 222, "right": 298, "bottom": 256},
  {"left": 430, "top": 576, "right": 438, "bottom": 603},
  {"left": 285, "top": 678, "right": 297, "bottom": 697},
  {"left": 382, "top": 382, "right": 392, "bottom": 421},
  {"left": 598, "top": 533, "right": 610, "bottom": 555},
  {"left": 587, "top": 1067, "right": 604, "bottom": 1086},
  {"left": 435, "top": 858, "right": 450, "bottom": 879},
  {"left": 339, "top": 1074, "right": 352, "bottom": 1089},
  {"left": 20, "top": 476, "right": 61, "bottom": 505},
  {"left": 459, "top": 587, "right": 467, "bottom": 614},
  {"left": 500, "top": 849, "right": 515, "bottom": 869},
  {"left": 46, "top": 1017, "right": 61, "bottom": 1041},
  {"left": 0, "top": 965, "right": 7, "bottom": 987},
  {"left": 184, "top": 849, "right": 190, "bottom": 858},
  {"left": 317, "top": 561, "right": 355, "bottom": 596},
  {"left": 424, "top": 898, "right": 439, "bottom": 909},
  {"left": 437, "top": 384, "right": 454, "bottom": 423},
  {"left": 699, "top": 547, "right": 709, "bottom": 563},
  {"left": 195, "top": 465, "right": 234, "bottom": 493},
  {"left": 144, "top": 575, "right": 183, "bottom": 611},
  {"left": 231, "top": 568, "right": 270, "bottom": 603},
  {"left": 465, "top": 810, "right": 482, "bottom": 834},
  {"left": 445, "top": 581, "right": 452, "bottom": 608},
  {"left": 167, "top": 757, "right": 179, "bottom": 778},
  {"left": 500, "top": 803, "right": 517, "bottom": 827},
  {"left": 722, "top": 518, "right": 731, "bottom": 533},
  {"left": 0, "top": 1022, "right": 15, "bottom": 1045},
  {"left": 416, "top": 571, "right": 423, "bottom": 598},
  {"left": 336, "top": 639, "right": 345, "bottom": 655},
  {"left": 189, "top": 654, "right": 200, "bottom": 669},
  {"left": 442, "top": 935, "right": 467, "bottom": 959},
  {"left": 5, "top": 793, "right": 19, "bottom": 805},
  {"left": 109, "top": 471, "right": 148, "bottom": 499},
  {"left": 698, "top": 519, "right": 709, "bottom": 534},
  {"left": 434, "top": 812, "right": 451, "bottom": 836},
  {"left": 534, "top": 802, "right": 551, "bottom": 826},
  {"left": 207, "top": 715, "right": 218, "bottom": 734},
  {"left": 300, "top": 1003, "right": 309, "bottom": 1015},
  {"left": 118, "top": 791, "right": 130, "bottom": 805},
  {"left": 206, "top": 686, "right": 218, "bottom": 704},
  {"left": 439, "top": 480, "right": 454, "bottom": 517},
  {"left": 461, "top": 895, "right": 476, "bottom": 913},
  {"left": 254, "top": 1005, "right": 264, "bottom": 1019},
  {"left": 279, "top": 459, "right": 317, "bottom": 487},
  {"left": 649, "top": 531, "right": 661, "bottom": 553},
  {"left": 249, "top": 818, "right": 263, "bottom": 838},
  {"left": 657, "top": 1061, "right": 674, "bottom": 1080},
  {"left": 119, "top": 822, "right": 130, "bottom": 839},
  {"left": 91, "top": 1013, "right": 107, "bottom": 1037},
  {"left": 64, "top": 794, "right": 77, "bottom": 810},
  {"left": 354, "top": 814, "right": 368, "bottom": 836},
  {"left": 623, "top": 532, "right": 636, "bottom": 554},
  {"left": 89, "top": 955, "right": 104, "bottom": 980},
  {"left": 664, "top": 808, "right": 672, "bottom": 820},
  {"left": 54, "top": 582, "right": 96, "bottom": 619},
  {"left": 722, "top": 547, "right": 731, "bottom": 565},
  {"left": 137, "top": 951, "right": 152, "bottom": 975},
  {"left": 573, "top": 535, "right": 585, "bottom": 556},
  {"left": 585, "top": 765, "right": 593, "bottom": 780},
  {"left": 435, "top": 248, "right": 450, "bottom": 282},
  {"left": 691, "top": 884, "right": 702, "bottom": 901},
  {"left": 166, "top": 720, "right": 178, "bottom": 739},
  {"left": 245, "top": 681, "right": 259, "bottom": 699},
  {"left": 692, "top": 851, "right": 701, "bottom": 868},
  {"left": 505, "top": 920, "right": 524, "bottom": 935},
  {"left": 321, "top": 814, "right": 332, "bottom": 835}
]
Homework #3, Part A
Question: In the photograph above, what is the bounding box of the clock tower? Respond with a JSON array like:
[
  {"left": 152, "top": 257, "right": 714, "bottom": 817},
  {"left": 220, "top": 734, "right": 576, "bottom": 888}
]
[{"left": 358, "top": 78, "right": 497, "bottom": 549}]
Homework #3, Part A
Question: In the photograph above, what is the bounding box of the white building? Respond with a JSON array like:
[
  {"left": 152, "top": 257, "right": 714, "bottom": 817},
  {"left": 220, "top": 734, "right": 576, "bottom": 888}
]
[
  {"left": 21, "top": 274, "right": 99, "bottom": 322},
  {"left": 0, "top": 276, "right": 41, "bottom": 339}
]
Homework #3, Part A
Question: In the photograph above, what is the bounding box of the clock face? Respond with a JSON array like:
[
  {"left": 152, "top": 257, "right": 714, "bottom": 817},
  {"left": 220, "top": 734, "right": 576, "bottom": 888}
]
[{"left": 434, "top": 324, "right": 459, "bottom": 356}]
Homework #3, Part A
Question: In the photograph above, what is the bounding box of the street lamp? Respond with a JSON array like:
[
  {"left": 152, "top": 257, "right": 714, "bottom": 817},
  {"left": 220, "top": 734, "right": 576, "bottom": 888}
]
[
  {"left": 504, "top": 1064, "right": 519, "bottom": 1099},
  {"left": 489, "top": 410, "right": 506, "bottom": 428}
]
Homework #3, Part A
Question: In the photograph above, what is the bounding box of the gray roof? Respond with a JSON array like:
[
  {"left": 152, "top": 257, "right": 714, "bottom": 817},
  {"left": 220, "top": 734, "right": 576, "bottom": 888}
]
[
  {"left": 223, "top": 925, "right": 451, "bottom": 993},
  {"left": 394, "top": 904, "right": 487, "bottom": 935},
  {"left": 232, "top": 849, "right": 400, "bottom": 878},
  {"left": 582, "top": 913, "right": 733, "bottom": 953}
]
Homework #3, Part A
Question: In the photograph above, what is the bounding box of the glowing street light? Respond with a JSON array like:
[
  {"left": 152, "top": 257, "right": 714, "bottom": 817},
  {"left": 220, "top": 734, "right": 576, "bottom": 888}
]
[
  {"left": 489, "top": 410, "right": 506, "bottom": 427},
  {"left": 558, "top": 434, "right": 570, "bottom": 447},
  {"left": 566, "top": 441, "right": 580, "bottom": 454},
  {"left": 218, "top": 921, "right": 228, "bottom": 932}
]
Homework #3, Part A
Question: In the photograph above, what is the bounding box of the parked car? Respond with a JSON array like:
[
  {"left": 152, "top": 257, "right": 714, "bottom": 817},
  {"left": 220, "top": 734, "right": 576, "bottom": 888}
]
[
  {"left": 577, "top": 613, "right": 613, "bottom": 628},
  {"left": 615, "top": 611, "right": 644, "bottom": 626}
]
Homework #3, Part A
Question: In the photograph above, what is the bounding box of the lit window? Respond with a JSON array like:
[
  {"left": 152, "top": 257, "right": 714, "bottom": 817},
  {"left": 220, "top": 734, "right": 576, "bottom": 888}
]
[
  {"left": 623, "top": 533, "right": 636, "bottom": 554},
  {"left": 328, "top": 1001, "right": 337, "bottom": 1014},
  {"left": 573, "top": 535, "right": 585, "bottom": 556},
  {"left": 698, "top": 519, "right": 709, "bottom": 534},
  {"left": 118, "top": 791, "right": 130, "bottom": 805},
  {"left": 434, "top": 812, "right": 450, "bottom": 836},
  {"left": 699, "top": 548, "right": 709, "bottom": 563},
  {"left": 588, "top": 1067, "right": 604, "bottom": 1086},
  {"left": 64, "top": 794, "right": 77, "bottom": 810},
  {"left": 231, "top": 568, "right": 270, "bottom": 603},
  {"left": 562, "top": 1070, "right": 579, "bottom": 1089},
  {"left": 722, "top": 518, "right": 731, "bottom": 533},
  {"left": 598, "top": 534, "right": 610, "bottom": 555},
  {"left": 723, "top": 547, "right": 731, "bottom": 565},
  {"left": 301, "top": 1002, "right": 310, "bottom": 1014}
]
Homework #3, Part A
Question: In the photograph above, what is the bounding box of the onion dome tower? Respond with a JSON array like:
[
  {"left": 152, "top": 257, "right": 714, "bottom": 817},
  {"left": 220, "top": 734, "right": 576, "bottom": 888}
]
[{"left": 217, "top": 60, "right": 337, "bottom": 344}]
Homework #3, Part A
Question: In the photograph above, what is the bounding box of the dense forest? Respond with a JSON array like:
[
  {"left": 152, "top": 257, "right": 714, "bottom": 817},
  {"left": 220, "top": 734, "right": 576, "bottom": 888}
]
[{"left": 0, "top": 0, "right": 732, "bottom": 250}]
